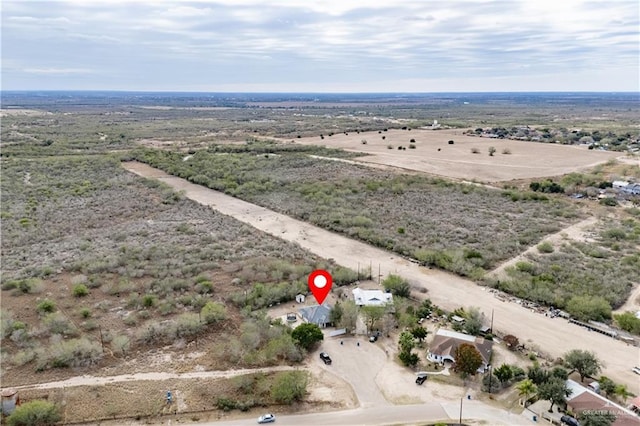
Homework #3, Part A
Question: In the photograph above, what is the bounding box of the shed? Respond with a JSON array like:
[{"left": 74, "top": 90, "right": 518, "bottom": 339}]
[
  {"left": 1, "top": 388, "right": 20, "bottom": 416},
  {"left": 295, "top": 294, "right": 305, "bottom": 303}
]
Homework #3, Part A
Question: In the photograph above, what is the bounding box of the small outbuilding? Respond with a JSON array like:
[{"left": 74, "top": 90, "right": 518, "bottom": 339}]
[{"left": 1, "top": 388, "right": 20, "bottom": 416}]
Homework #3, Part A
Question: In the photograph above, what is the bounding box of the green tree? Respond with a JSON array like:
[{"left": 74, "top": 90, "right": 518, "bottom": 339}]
[
  {"left": 410, "top": 326, "right": 428, "bottom": 343},
  {"left": 551, "top": 366, "right": 569, "bottom": 380},
  {"left": 494, "top": 364, "right": 513, "bottom": 385},
  {"left": 579, "top": 410, "right": 616, "bottom": 426},
  {"left": 613, "top": 311, "right": 640, "bottom": 334},
  {"left": 382, "top": 274, "right": 411, "bottom": 297},
  {"left": 270, "top": 371, "right": 308, "bottom": 404},
  {"left": 565, "top": 295, "right": 611, "bottom": 322},
  {"left": 598, "top": 376, "right": 616, "bottom": 397},
  {"left": 564, "top": 349, "right": 603, "bottom": 382},
  {"left": 338, "top": 300, "right": 358, "bottom": 333},
  {"left": 527, "top": 363, "right": 550, "bottom": 385},
  {"left": 200, "top": 301, "right": 227, "bottom": 324},
  {"left": 516, "top": 379, "right": 537, "bottom": 407},
  {"left": 398, "top": 331, "right": 416, "bottom": 354},
  {"left": 329, "top": 301, "right": 343, "bottom": 325},
  {"left": 398, "top": 350, "right": 419, "bottom": 367},
  {"left": 614, "top": 384, "right": 633, "bottom": 404},
  {"left": 7, "top": 400, "right": 61, "bottom": 426},
  {"left": 291, "top": 323, "right": 324, "bottom": 350},
  {"left": 454, "top": 343, "right": 483, "bottom": 377},
  {"left": 360, "top": 305, "right": 386, "bottom": 333},
  {"left": 463, "top": 306, "right": 484, "bottom": 336},
  {"left": 538, "top": 377, "right": 571, "bottom": 412}
]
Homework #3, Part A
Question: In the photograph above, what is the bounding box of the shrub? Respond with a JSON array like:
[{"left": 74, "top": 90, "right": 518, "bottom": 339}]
[
  {"left": 537, "top": 241, "right": 554, "bottom": 253},
  {"left": 471, "top": 148, "right": 480, "bottom": 154},
  {"left": 488, "top": 146, "right": 496, "bottom": 156},
  {"left": 42, "top": 312, "right": 77, "bottom": 336},
  {"left": 79, "top": 308, "right": 92, "bottom": 319},
  {"left": 448, "top": 140, "right": 454, "bottom": 144},
  {"left": 142, "top": 294, "right": 157, "bottom": 308},
  {"left": 72, "top": 284, "right": 89, "bottom": 297},
  {"left": 201, "top": 301, "right": 227, "bottom": 324},
  {"left": 502, "top": 148, "right": 511, "bottom": 154},
  {"left": 271, "top": 371, "right": 308, "bottom": 404},
  {"left": 599, "top": 197, "right": 618, "bottom": 207},
  {"left": 36, "top": 299, "right": 56, "bottom": 314},
  {"left": 382, "top": 274, "right": 411, "bottom": 297},
  {"left": 7, "top": 400, "right": 61, "bottom": 426},
  {"left": 36, "top": 337, "right": 102, "bottom": 370},
  {"left": 409, "top": 144, "right": 416, "bottom": 149}
]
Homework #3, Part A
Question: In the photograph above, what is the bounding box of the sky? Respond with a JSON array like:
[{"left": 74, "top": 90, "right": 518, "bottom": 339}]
[{"left": 1, "top": 0, "right": 639, "bottom": 92}]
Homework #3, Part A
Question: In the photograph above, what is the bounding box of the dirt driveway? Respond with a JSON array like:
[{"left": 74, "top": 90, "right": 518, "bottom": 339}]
[{"left": 122, "top": 162, "right": 640, "bottom": 393}]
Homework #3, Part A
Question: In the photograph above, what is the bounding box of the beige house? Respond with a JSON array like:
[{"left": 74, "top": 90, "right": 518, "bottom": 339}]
[{"left": 427, "top": 329, "right": 493, "bottom": 373}]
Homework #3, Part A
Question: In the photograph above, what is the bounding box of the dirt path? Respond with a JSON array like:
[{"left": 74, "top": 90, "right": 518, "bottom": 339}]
[
  {"left": 488, "top": 216, "right": 598, "bottom": 278},
  {"left": 122, "top": 162, "right": 640, "bottom": 393},
  {"left": 12, "top": 366, "right": 297, "bottom": 391}
]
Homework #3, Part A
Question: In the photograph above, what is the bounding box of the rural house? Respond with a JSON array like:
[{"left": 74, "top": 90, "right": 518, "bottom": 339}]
[
  {"left": 565, "top": 380, "right": 639, "bottom": 425},
  {"left": 427, "top": 329, "right": 493, "bottom": 373},
  {"left": 352, "top": 288, "right": 393, "bottom": 307},
  {"left": 299, "top": 304, "right": 332, "bottom": 328}
]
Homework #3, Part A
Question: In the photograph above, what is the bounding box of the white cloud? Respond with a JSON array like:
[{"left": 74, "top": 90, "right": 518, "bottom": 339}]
[{"left": 1, "top": 0, "right": 638, "bottom": 90}]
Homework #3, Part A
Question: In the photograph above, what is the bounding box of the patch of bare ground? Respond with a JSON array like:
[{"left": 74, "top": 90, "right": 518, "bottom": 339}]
[{"left": 290, "top": 129, "right": 621, "bottom": 182}]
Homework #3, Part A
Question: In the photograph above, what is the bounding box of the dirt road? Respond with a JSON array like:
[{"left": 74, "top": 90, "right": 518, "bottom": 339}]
[{"left": 122, "top": 162, "right": 640, "bottom": 392}]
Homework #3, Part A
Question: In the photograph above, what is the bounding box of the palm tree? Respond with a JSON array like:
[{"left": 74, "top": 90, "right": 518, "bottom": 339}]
[
  {"left": 516, "top": 379, "right": 537, "bottom": 407},
  {"left": 614, "top": 384, "right": 633, "bottom": 404}
]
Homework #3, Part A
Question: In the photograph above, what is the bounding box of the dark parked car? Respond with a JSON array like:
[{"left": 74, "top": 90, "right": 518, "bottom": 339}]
[
  {"left": 561, "top": 415, "right": 579, "bottom": 426},
  {"left": 415, "top": 375, "right": 427, "bottom": 385},
  {"left": 319, "top": 352, "right": 332, "bottom": 365}
]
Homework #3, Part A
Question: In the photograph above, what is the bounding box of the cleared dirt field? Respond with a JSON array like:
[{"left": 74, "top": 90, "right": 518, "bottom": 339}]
[{"left": 291, "top": 129, "right": 621, "bottom": 182}]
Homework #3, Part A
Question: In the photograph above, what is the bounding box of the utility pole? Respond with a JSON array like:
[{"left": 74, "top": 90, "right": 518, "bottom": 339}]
[
  {"left": 490, "top": 308, "right": 494, "bottom": 333},
  {"left": 459, "top": 397, "right": 463, "bottom": 425}
]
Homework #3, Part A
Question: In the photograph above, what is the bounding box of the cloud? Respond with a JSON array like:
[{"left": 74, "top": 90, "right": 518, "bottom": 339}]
[
  {"left": 23, "top": 67, "right": 93, "bottom": 75},
  {"left": 1, "top": 0, "right": 638, "bottom": 91}
]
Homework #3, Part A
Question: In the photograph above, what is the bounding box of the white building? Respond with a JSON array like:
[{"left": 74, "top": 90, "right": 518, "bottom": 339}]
[{"left": 352, "top": 288, "right": 393, "bottom": 307}]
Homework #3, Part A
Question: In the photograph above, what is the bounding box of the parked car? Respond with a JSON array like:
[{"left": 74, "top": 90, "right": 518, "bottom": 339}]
[
  {"left": 258, "top": 413, "right": 276, "bottom": 423},
  {"left": 632, "top": 366, "right": 640, "bottom": 375},
  {"left": 561, "top": 415, "right": 579, "bottom": 426},
  {"left": 415, "top": 375, "right": 427, "bottom": 385},
  {"left": 319, "top": 352, "right": 332, "bottom": 365},
  {"left": 369, "top": 335, "right": 378, "bottom": 342}
]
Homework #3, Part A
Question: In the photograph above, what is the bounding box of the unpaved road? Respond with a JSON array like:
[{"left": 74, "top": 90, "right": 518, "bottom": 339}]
[
  {"left": 12, "top": 366, "right": 296, "bottom": 391},
  {"left": 123, "top": 162, "right": 640, "bottom": 392}
]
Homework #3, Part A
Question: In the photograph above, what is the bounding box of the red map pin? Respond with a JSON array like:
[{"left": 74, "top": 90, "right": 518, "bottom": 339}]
[{"left": 308, "top": 269, "right": 332, "bottom": 305}]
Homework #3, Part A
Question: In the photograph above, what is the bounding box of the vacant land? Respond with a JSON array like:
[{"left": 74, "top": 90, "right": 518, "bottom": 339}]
[{"left": 289, "top": 128, "right": 622, "bottom": 182}]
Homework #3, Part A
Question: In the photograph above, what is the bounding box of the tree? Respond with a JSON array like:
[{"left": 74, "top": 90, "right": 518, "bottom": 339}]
[
  {"left": 613, "top": 311, "right": 640, "bottom": 334},
  {"left": 270, "top": 371, "right": 308, "bottom": 404},
  {"left": 579, "top": 410, "right": 616, "bottom": 426},
  {"left": 382, "top": 274, "right": 411, "bottom": 297},
  {"left": 7, "top": 400, "right": 61, "bottom": 426},
  {"left": 200, "top": 301, "right": 227, "bottom": 324},
  {"left": 614, "top": 384, "right": 632, "bottom": 404},
  {"left": 488, "top": 146, "right": 496, "bottom": 156},
  {"left": 398, "top": 350, "right": 419, "bottom": 367},
  {"left": 330, "top": 301, "right": 343, "bottom": 325},
  {"left": 565, "top": 296, "right": 611, "bottom": 322},
  {"left": 360, "top": 305, "right": 386, "bottom": 333},
  {"left": 410, "top": 326, "right": 428, "bottom": 343},
  {"left": 398, "top": 331, "right": 416, "bottom": 354},
  {"left": 598, "top": 376, "right": 616, "bottom": 397},
  {"left": 538, "top": 377, "right": 571, "bottom": 412},
  {"left": 516, "top": 379, "right": 538, "bottom": 407},
  {"left": 338, "top": 300, "right": 358, "bottom": 333},
  {"left": 527, "top": 363, "right": 550, "bottom": 385},
  {"left": 494, "top": 364, "right": 514, "bottom": 386},
  {"left": 564, "top": 349, "right": 603, "bottom": 382},
  {"left": 503, "top": 334, "right": 519, "bottom": 350},
  {"left": 454, "top": 343, "right": 483, "bottom": 377},
  {"left": 463, "top": 307, "right": 484, "bottom": 336},
  {"left": 291, "top": 323, "right": 324, "bottom": 350},
  {"left": 550, "top": 366, "right": 569, "bottom": 380}
]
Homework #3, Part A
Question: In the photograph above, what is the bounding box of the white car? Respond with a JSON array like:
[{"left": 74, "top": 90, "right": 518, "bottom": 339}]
[{"left": 258, "top": 413, "right": 276, "bottom": 424}]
